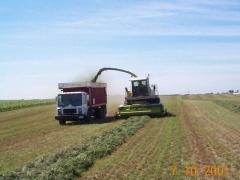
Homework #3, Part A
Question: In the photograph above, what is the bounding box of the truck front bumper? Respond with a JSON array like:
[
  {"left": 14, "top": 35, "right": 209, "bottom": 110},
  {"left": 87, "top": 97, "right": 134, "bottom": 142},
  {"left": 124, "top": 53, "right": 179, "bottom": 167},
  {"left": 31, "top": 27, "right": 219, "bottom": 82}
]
[{"left": 55, "top": 115, "right": 85, "bottom": 121}]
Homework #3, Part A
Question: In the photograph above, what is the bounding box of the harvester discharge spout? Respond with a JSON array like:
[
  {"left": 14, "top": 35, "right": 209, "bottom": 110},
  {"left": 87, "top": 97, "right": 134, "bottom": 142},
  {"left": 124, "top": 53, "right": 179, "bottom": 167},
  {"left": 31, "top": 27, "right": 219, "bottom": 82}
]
[{"left": 91, "top": 67, "right": 137, "bottom": 82}]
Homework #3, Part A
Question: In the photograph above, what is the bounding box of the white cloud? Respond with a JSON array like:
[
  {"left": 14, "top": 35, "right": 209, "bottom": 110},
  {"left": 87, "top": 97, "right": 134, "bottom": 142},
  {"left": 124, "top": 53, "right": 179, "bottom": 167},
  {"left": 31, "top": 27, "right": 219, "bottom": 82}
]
[
  {"left": 1, "top": 0, "right": 240, "bottom": 41},
  {"left": 55, "top": 1, "right": 240, "bottom": 36}
]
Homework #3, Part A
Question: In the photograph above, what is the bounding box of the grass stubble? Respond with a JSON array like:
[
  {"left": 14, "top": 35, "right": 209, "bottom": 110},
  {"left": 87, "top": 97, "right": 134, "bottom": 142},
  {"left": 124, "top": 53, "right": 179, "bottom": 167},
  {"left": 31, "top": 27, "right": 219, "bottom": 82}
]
[
  {"left": 181, "top": 98, "right": 240, "bottom": 179},
  {"left": 0, "top": 95, "right": 124, "bottom": 175},
  {"left": 81, "top": 95, "right": 240, "bottom": 180},
  {"left": 81, "top": 96, "right": 194, "bottom": 180}
]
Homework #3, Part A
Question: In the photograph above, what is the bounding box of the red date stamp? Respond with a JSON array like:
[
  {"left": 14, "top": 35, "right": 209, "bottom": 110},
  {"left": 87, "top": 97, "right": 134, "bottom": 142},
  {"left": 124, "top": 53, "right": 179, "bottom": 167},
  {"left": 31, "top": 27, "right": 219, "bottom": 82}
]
[{"left": 171, "top": 165, "right": 229, "bottom": 177}]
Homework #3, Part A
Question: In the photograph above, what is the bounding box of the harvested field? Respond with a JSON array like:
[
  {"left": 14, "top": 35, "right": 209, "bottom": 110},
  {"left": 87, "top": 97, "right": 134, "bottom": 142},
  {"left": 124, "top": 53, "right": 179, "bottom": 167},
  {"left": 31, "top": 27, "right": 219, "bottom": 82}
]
[
  {"left": 81, "top": 95, "right": 240, "bottom": 179},
  {"left": 1, "top": 94, "right": 240, "bottom": 179},
  {"left": 0, "top": 96, "right": 125, "bottom": 175},
  {"left": 1, "top": 116, "right": 150, "bottom": 179}
]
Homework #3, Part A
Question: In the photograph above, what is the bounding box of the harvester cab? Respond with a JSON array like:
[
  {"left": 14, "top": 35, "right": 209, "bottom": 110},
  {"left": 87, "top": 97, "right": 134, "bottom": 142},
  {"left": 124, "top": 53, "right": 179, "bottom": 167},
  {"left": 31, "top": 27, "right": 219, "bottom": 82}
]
[
  {"left": 124, "top": 76, "right": 160, "bottom": 105},
  {"left": 117, "top": 76, "right": 167, "bottom": 118},
  {"left": 126, "top": 76, "right": 157, "bottom": 98}
]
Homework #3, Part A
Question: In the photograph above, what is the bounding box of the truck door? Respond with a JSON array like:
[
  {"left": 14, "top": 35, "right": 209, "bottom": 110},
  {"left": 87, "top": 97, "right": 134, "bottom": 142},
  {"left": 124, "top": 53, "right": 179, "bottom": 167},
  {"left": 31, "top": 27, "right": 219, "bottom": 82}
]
[{"left": 82, "top": 94, "right": 88, "bottom": 115}]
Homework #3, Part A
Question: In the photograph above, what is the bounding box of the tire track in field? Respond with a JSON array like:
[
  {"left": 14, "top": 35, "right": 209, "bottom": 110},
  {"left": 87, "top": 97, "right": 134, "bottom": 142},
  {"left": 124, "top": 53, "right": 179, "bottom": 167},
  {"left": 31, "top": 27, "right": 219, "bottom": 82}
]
[
  {"left": 189, "top": 101, "right": 240, "bottom": 159},
  {"left": 195, "top": 103, "right": 240, "bottom": 154},
  {"left": 180, "top": 101, "right": 227, "bottom": 180},
  {"left": 181, "top": 101, "right": 214, "bottom": 166},
  {"left": 80, "top": 118, "right": 167, "bottom": 180},
  {"left": 184, "top": 100, "right": 240, "bottom": 179}
]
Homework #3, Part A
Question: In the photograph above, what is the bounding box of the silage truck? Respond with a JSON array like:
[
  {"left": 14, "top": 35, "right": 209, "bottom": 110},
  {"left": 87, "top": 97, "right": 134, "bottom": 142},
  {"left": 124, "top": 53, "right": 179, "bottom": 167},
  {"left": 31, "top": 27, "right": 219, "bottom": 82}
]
[{"left": 55, "top": 82, "right": 107, "bottom": 125}]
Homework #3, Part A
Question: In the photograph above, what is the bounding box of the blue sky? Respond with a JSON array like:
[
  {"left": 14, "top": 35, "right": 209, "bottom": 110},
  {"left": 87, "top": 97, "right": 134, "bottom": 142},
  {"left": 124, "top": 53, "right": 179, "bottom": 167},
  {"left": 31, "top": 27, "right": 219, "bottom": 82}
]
[{"left": 0, "top": 0, "right": 240, "bottom": 99}]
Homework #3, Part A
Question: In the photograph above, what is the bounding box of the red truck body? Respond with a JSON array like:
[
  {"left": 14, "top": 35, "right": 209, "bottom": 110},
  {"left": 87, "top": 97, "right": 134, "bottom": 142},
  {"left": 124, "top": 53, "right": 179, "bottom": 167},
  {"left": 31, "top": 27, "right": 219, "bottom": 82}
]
[{"left": 59, "top": 82, "right": 107, "bottom": 107}]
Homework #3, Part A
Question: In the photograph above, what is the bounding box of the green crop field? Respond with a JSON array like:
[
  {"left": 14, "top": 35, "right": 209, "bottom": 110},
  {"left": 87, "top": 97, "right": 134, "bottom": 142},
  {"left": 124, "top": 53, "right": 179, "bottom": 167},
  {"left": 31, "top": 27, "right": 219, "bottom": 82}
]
[
  {"left": 0, "top": 94, "right": 240, "bottom": 179},
  {"left": 0, "top": 99, "right": 55, "bottom": 112}
]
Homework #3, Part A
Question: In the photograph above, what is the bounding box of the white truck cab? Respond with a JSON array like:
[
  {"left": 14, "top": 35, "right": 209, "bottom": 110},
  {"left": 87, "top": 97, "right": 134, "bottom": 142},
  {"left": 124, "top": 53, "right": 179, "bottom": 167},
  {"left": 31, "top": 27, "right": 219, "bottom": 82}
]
[{"left": 56, "top": 91, "right": 89, "bottom": 125}]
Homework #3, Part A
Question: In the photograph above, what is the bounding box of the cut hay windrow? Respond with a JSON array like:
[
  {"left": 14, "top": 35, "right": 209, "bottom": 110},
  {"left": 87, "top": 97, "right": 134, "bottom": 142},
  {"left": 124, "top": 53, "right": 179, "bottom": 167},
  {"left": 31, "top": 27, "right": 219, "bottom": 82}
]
[
  {"left": 212, "top": 100, "right": 240, "bottom": 114},
  {"left": 0, "top": 116, "right": 151, "bottom": 180},
  {"left": 182, "top": 96, "right": 240, "bottom": 114}
]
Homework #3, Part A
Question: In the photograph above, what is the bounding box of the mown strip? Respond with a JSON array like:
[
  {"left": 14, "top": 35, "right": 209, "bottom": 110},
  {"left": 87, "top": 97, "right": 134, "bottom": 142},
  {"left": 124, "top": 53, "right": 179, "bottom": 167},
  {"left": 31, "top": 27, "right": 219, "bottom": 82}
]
[
  {"left": 0, "top": 116, "right": 150, "bottom": 180},
  {"left": 182, "top": 95, "right": 240, "bottom": 114},
  {"left": 0, "top": 99, "right": 55, "bottom": 112},
  {"left": 212, "top": 100, "right": 240, "bottom": 114}
]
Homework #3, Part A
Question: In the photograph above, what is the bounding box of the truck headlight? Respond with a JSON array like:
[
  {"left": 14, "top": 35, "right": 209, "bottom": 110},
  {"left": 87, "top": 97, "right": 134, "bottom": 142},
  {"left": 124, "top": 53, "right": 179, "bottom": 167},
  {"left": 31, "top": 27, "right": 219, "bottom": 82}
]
[{"left": 58, "top": 109, "right": 61, "bottom": 115}]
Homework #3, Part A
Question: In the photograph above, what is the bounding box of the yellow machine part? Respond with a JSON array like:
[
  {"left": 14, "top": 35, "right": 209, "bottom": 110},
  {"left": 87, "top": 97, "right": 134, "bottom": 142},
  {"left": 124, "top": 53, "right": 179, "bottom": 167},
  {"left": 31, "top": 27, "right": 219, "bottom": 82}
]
[
  {"left": 116, "top": 103, "right": 166, "bottom": 118},
  {"left": 127, "top": 91, "right": 132, "bottom": 97}
]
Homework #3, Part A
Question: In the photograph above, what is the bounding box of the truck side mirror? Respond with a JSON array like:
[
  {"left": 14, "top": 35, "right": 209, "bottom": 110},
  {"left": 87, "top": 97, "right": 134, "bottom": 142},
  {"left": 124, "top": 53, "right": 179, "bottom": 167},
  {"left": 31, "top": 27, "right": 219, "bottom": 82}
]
[{"left": 86, "top": 95, "right": 89, "bottom": 101}]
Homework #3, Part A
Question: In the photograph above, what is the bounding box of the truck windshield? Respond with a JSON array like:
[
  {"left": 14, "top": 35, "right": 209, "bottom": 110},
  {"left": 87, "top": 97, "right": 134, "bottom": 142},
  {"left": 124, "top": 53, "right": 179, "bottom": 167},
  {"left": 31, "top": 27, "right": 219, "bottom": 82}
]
[{"left": 58, "top": 94, "right": 82, "bottom": 106}]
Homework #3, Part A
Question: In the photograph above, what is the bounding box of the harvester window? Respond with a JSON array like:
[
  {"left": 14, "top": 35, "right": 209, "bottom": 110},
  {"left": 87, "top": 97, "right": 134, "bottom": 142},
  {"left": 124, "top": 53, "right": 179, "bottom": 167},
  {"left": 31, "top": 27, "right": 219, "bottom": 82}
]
[
  {"left": 139, "top": 81, "right": 148, "bottom": 95},
  {"left": 132, "top": 81, "right": 146, "bottom": 87},
  {"left": 133, "top": 81, "right": 139, "bottom": 87},
  {"left": 141, "top": 81, "right": 146, "bottom": 86},
  {"left": 132, "top": 81, "right": 139, "bottom": 97},
  {"left": 132, "top": 80, "right": 148, "bottom": 97}
]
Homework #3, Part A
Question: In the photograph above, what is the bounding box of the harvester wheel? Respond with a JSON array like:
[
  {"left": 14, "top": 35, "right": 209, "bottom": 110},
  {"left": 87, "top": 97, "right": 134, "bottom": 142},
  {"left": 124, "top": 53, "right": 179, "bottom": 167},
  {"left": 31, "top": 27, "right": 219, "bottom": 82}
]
[
  {"left": 164, "top": 109, "right": 168, "bottom": 117},
  {"left": 59, "top": 120, "right": 66, "bottom": 125}
]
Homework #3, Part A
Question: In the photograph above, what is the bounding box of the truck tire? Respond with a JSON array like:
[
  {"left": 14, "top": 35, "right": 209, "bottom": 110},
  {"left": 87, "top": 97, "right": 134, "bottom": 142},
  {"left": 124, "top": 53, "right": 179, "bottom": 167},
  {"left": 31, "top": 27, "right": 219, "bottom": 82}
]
[
  {"left": 103, "top": 106, "right": 107, "bottom": 118},
  {"left": 86, "top": 110, "right": 91, "bottom": 123},
  {"left": 99, "top": 108, "right": 104, "bottom": 119},
  {"left": 59, "top": 120, "right": 66, "bottom": 125},
  {"left": 95, "top": 108, "right": 104, "bottom": 119}
]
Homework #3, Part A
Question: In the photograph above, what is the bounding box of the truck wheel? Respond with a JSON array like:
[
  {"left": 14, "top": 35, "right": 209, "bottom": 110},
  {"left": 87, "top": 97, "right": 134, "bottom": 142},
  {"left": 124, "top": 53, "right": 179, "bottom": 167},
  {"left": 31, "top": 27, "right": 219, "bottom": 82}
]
[
  {"left": 95, "top": 108, "right": 103, "bottom": 119},
  {"left": 103, "top": 106, "right": 107, "bottom": 118},
  {"left": 59, "top": 120, "right": 66, "bottom": 125},
  {"left": 86, "top": 110, "right": 91, "bottom": 123},
  {"left": 99, "top": 108, "right": 104, "bottom": 119}
]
